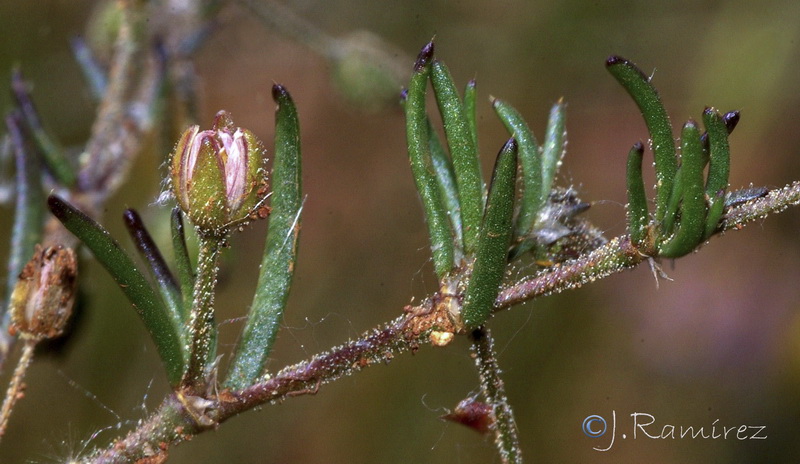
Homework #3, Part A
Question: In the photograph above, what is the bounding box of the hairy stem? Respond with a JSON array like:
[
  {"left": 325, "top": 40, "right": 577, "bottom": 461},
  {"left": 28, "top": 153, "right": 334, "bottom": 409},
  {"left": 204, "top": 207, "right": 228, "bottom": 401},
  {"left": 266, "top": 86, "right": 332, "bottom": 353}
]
[
  {"left": 82, "top": 314, "right": 421, "bottom": 463},
  {"left": 182, "top": 235, "right": 222, "bottom": 389},
  {"left": 0, "top": 340, "right": 35, "bottom": 439},
  {"left": 471, "top": 328, "right": 523, "bottom": 464},
  {"left": 78, "top": 181, "right": 800, "bottom": 462},
  {"left": 497, "top": 181, "right": 800, "bottom": 308}
]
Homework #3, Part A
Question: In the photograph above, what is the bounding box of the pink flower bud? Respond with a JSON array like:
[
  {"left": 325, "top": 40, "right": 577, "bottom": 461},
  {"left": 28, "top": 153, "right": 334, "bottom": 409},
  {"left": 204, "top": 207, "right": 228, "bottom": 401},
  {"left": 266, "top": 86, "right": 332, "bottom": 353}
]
[{"left": 171, "top": 111, "right": 269, "bottom": 235}]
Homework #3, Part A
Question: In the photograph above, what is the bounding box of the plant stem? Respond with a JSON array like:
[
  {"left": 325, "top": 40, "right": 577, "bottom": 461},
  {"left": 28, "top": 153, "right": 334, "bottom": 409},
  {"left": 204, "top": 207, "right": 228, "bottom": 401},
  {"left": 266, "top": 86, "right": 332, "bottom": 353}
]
[
  {"left": 0, "top": 112, "right": 43, "bottom": 365},
  {"left": 182, "top": 234, "right": 222, "bottom": 390},
  {"left": 78, "top": 0, "right": 137, "bottom": 194},
  {"left": 470, "top": 328, "right": 523, "bottom": 464},
  {"left": 496, "top": 180, "right": 800, "bottom": 309},
  {"left": 81, "top": 313, "right": 421, "bottom": 463},
  {"left": 0, "top": 339, "right": 35, "bottom": 439},
  {"left": 77, "top": 181, "right": 800, "bottom": 462}
]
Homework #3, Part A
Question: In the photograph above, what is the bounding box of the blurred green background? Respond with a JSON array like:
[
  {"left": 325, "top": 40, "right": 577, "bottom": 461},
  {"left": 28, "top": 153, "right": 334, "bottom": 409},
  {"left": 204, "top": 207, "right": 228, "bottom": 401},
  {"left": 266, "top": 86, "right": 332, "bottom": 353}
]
[{"left": 2, "top": 0, "right": 800, "bottom": 462}]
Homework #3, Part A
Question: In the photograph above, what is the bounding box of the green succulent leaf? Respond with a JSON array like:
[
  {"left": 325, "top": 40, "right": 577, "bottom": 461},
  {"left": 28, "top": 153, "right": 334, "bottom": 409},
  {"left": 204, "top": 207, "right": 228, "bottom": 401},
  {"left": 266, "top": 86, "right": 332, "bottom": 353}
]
[
  {"left": 404, "top": 42, "right": 456, "bottom": 278},
  {"left": 702, "top": 107, "right": 731, "bottom": 240},
  {"left": 492, "top": 98, "right": 542, "bottom": 239},
  {"left": 666, "top": 111, "right": 739, "bottom": 237},
  {"left": 47, "top": 195, "right": 185, "bottom": 385},
  {"left": 606, "top": 56, "right": 677, "bottom": 224},
  {"left": 431, "top": 59, "right": 485, "bottom": 254},
  {"left": 226, "top": 84, "right": 303, "bottom": 390},
  {"left": 658, "top": 121, "right": 707, "bottom": 258},
  {"left": 464, "top": 79, "right": 478, "bottom": 150},
  {"left": 541, "top": 100, "right": 567, "bottom": 203},
  {"left": 662, "top": 166, "right": 684, "bottom": 238},
  {"left": 625, "top": 141, "right": 649, "bottom": 247},
  {"left": 171, "top": 207, "right": 195, "bottom": 319},
  {"left": 123, "top": 208, "right": 184, "bottom": 332},
  {"left": 462, "top": 139, "right": 518, "bottom": 330},
  {"left": 427, "top": 117, "right": 464, "bottom": 253}
]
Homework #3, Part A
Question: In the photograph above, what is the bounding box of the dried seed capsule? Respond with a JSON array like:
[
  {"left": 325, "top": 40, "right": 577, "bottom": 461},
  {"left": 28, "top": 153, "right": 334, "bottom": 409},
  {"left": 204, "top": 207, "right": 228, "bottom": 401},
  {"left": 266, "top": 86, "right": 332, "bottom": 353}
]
[{"left": 9, "top": 245, "right": 77, "bottom": 340}]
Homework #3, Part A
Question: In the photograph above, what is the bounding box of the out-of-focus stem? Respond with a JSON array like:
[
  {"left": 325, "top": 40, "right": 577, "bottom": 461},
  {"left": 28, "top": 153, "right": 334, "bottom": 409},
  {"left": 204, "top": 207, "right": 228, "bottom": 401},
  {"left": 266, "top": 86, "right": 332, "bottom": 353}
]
[
  {"left": 0, "top": 340, "right": 36, "bottom": 439},
  {"left": 239, "top": 0, "right": 334, "bottom": 57},
  {"left": 0, "top": 112, "right": 43, "bottom": 371},
  {"left": 10, "top": 69, "right": 76, "bottom": 187}
]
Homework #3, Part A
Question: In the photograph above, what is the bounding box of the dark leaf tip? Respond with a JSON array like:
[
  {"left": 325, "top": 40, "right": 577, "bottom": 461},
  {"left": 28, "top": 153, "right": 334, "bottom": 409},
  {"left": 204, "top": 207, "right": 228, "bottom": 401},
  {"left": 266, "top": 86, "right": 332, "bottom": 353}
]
[
  {"left": 503, "top": 137, "right": 518, "bottom": 152},
  {"left": 606, "top": 55, "right": 650, "bottom": 82},
  {"left": 271, "top": 83, "right": 289, "bottom": 102},
  {"left": 722, "top": 111, "right": 740, "bottom": 133},
  {"left": 122, "top": 208, "right": 140, "bottom": 227},
  {"left": 47, "top": 194, "right": 66, "bottom": 214},
  {"left": 414, "top": 41, "right": 435, "bottom": 71},
  {"left": 633, "top": 140, "right": 644, "bottom": 151},
  {"left": 605, "top": 55, "right": 627, "bottom": 67}
]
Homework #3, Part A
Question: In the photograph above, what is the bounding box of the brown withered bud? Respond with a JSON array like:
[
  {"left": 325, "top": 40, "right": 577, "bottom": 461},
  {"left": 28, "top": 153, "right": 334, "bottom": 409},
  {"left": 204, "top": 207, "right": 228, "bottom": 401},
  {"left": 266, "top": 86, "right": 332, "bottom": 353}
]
[
  {"left": 9, "top": 245, "right": 77, "bottom": 340},
  {"left": 440, "top": 397, "right": 495, "bottom": 435}
]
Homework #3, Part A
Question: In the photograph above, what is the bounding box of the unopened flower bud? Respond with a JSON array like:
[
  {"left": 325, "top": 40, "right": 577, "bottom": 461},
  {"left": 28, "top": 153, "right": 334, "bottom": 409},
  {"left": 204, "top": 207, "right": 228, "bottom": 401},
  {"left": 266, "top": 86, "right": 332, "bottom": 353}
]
[
  {"left": 171, "top": 110, "right": 269, "bottom": 235},
  {"left": 9, "top": 245, "right": 77, "bottom": 340}
]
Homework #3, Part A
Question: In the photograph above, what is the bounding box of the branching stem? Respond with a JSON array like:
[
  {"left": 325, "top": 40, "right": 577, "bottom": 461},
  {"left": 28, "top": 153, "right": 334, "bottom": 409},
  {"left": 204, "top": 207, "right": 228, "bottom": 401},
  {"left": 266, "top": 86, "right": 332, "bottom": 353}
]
[{"left": 76, "top": 181, "right": 800, "bottom": 462}]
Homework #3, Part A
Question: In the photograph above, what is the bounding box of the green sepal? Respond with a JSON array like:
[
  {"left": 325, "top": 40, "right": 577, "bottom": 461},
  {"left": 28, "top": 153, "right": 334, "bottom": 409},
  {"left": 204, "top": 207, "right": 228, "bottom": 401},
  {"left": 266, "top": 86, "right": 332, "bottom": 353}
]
[
  {"left": 702, "top": 107, "right": 731, "bottom": 239},
  {"left": 405, "top": 42, "right": 456, "bottom": 278},
  {"left": 47, "top": 195, "right": 185, "bottom": 385},
  {"left": 431, "top": 59, "right": 485, "bottom": 254},
  {"left": 188, "top": 135, "right": 228, "bottom": 234},
  {"left": 226, "top": 84, "right": 303, "bottom": 390},
  {"left": 492, "top": 98, "right": 542, "bottom": 239},
  {"left": 658, "top": 121, "right": 707, "bottom": 258},
  {"left": 606, "top": 56, "right": 677, "bottom": 224},
  {"left": 625, "top": 141, "right": 649, "bottom": 247},
  {"left": 462, "top": 139, "right": 518, "bottom": 331}
]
